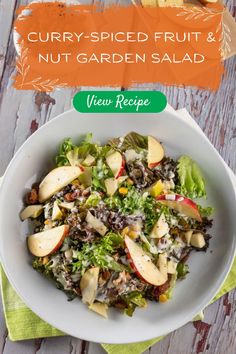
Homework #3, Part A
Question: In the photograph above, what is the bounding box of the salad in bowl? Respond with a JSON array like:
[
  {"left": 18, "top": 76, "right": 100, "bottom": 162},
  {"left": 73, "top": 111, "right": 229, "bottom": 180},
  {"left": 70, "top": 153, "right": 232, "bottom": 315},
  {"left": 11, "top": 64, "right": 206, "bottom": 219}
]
[{"left": 21, "top": 132, "right": 213, "bottom": 318}]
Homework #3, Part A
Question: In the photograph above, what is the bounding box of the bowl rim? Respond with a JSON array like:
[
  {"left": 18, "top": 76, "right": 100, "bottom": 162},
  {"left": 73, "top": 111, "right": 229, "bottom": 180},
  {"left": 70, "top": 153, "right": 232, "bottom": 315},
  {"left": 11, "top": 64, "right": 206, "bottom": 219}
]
[{"left": 0, "top": 109, "right": 236, "bottom": 344}]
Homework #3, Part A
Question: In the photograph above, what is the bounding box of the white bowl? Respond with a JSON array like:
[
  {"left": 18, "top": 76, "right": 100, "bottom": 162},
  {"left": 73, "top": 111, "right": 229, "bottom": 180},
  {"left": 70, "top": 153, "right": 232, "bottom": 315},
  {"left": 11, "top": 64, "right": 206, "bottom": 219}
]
[{"left": 0, "top": 110, "right": 235, "bottom": 344}]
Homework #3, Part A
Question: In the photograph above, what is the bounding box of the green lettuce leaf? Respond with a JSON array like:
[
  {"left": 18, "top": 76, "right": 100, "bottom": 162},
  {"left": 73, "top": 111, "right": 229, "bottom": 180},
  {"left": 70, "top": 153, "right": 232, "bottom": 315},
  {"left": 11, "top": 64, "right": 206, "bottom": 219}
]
[
  {"left": 72, "top": 236, "right": 123, "bottom": 274},
  {"left": 91, "top": 158, "right": 113, "bottom": 191},
  {"left": 109, "top": 132, "right": 148, "bottom": 152},
  {"left": 85, "top": 193, "right": 101, "bottom": 207},
  {"left": 76, "top": 134, "right": 98, "bottom": 160},
  {"left": 122, "top": 291, "right": 147, "bottom": 317},
  {"left": 177, "top": 155, "right": 206, "bottom": 199},
  {"left": 176, "top": 262, "right": 189, "bottom": 279},
  {"left": 103, "top": 231, "right": 124, "bottom": 248},
  {"left": 166, "top": 273, "right": 177, "bottom": 299},
  {"left": 55, "top": 138, "right": 75, "bottom": 166},
  {"left": 198, "top": 205, "right": 214, "bottom": 217},
  {"left": 55, "top": 134, "right": 98, "bottom": 167}
]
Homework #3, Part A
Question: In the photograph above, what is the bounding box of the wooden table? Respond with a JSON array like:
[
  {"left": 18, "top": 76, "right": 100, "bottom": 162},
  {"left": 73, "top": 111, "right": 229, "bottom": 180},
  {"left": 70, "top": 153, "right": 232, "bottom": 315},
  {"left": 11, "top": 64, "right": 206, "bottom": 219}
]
[{"left": 0, "top": 0, "right": 235, "bottom": 353}]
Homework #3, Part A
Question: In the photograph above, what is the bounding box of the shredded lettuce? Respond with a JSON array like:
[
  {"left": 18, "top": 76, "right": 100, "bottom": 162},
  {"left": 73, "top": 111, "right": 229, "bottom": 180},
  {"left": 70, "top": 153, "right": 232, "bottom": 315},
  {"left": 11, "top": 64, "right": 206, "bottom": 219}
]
[
  {"left": 198, "top": 205, "right": 214, "bottom": 217},
  {"left": 92, "top": 158, "right": 113, "bottom": 191},
  {"left": 105, "top": 186, "right": 141, "bottom": 214},
  {"left": 55, "top": 134, "right": 99, "bottom": 167},
  {"left": 166, "top": 273, "right": 177, "bottom": 299},
  {"left": 72, "top": 232, "right": 123, "bottom": 274},
  {"left": 104, "top": 186, "right": 159, "bottom": 234},
  {"left": 76, "top": 134, "right": 98, "bottom": 159},
  {"left": 85, "top": 193, "right": 101, "bottom": 207},
  {"left": 176, "top": 262, "right": 189, "bottom": 279},
  {"left": 56, "top": 138, "right": 76, "bottom": 166},
  {"left": 104, "top": 231, "right": 124, "bottom": 248},
  {"left": 176, "top": 155, "right": 206, "bottom": 199},
  {"left": 122, "top": 291, "right": 147, "bottom": 316}
]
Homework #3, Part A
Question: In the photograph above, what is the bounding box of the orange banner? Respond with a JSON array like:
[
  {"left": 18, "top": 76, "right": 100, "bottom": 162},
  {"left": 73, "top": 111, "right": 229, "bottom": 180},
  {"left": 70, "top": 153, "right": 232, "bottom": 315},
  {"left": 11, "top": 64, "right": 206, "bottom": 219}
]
[{"left": 14, "top": 2, "right": 224, "bottom": 91}]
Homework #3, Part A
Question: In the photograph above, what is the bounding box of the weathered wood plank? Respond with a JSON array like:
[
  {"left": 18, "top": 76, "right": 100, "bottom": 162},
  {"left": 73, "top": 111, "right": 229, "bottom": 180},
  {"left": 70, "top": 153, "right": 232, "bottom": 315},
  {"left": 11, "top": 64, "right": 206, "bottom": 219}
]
[
  {"left": 2, "top": 338, "right": 41, "bottom": 354},
  {"left": 146, "top": 290, "right": 236, "bottom": 354},
  {"left": 36, "top": 337, "right": 80, "bottom": 354},
  {"left": 0, "top": 0, "right": 17, "bottom": 82},
  {"left": 0, "top": 294, "right": 8, "bottom": 353}
]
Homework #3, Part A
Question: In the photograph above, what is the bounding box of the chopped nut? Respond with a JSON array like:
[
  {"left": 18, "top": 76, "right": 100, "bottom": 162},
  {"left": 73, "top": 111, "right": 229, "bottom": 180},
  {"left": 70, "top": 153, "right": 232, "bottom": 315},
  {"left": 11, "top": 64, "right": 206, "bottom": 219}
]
[
  {"left": 25, "top": 188, "right": 38, "bottom": 205},
  {"left": 64, "top": 192, "right": 77, "bottom": 202},
  {"left": 102, "top": 271, "right": 111, "bottom": 281},
  {"left": 114, "top": 302, "right": 126, "bottom": 309},
  {"left": 32, "top": 182, "right": 40, "bottom": 191}
]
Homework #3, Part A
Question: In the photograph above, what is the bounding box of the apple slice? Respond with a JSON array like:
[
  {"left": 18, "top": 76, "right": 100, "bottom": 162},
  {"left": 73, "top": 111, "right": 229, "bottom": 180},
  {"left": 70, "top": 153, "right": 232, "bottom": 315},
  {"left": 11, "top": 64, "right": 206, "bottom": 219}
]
[
  {"left": 157, "top": 253, "right": 168, "bottom": 282},
  {"left": 82, "top": 154, "right": 95, "bottom": 167},
  {"left": 59, "top": 202, "right": 75, "bottom": 210},
  {"left": 190, "top": 232, "right": 206, "bottom": 249},
  {"left": 20, "top": 205, "right": 43, "bottom": 221},
  {"left": 78, "top": 167, "right": 92, "bottom": 187},
  {"left": 80, "top": 267, "right": 99, "bottom": 305},
  {"left": 147, "top": 136, "right": 164, "bottom": 168},
  {"left": 150, "top": 213, "right": 169, "bottom": 239},
  {"left": 106, "top": 151, "right": 125, "bottom": 179},
  {"left": 117, "top": 175, "right": 128, "bottom": 184},
  {"left": 51, "top": 202, "right": 63, "bottom": 221},
  {"left": 86, "top": 211, "right": 107, "bottom": 236},
  {"left": 39, "top": 166, "right": 83, "bottom": 202},
  {"left": 104, "top": 178, "right": 118, "bottom": 196},
  {"left": 167, "top": 260, "right": 177, "bottom": 274},
  {"left": 89, "top": 302, "right": 108, "bottom": 318},
  {"left": 66, "top": 150, "right": 80, "bottom": 166},
  {"left": 184, "top": 230, "right": 193, "bottom": 246},
  {"left": 156, "top": 194, "right": 202, "bottom": 222},
  {"left": 124, "top": 236, "right": 167, "bottom": 286},
  {"left": 27, "top": 225, "right": 69, "bottom": 257}
]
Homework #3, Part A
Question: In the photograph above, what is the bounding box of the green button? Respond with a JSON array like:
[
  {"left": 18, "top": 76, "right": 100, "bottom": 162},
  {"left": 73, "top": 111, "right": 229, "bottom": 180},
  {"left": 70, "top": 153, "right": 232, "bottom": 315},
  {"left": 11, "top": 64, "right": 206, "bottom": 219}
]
[{"left": 73, "top": 91, "right": 167, "bottom": 113}]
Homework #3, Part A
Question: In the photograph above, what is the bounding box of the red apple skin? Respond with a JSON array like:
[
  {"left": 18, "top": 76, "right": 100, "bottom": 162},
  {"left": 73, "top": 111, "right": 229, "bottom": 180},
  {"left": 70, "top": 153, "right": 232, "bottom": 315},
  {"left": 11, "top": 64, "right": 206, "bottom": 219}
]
[
  {"left": 115, "top": 157, "right": 125, "bottom": 179},
  {"left": 106, "top": 152, "right": 125, "bottom": 179},
  {"left": 148, "top": 161, "right": 161, "bottom": 169},
  {"left": 49, "top": 225, "right": 69, "bottom": 255},
  {"left": 125, "top": 248, "right": 149, "bottom": 284},
  {"left": 124, "top": 237, "right": 166, "bottom": 286},
  {"left": 147, "top": 136, "right": 165, "bottom": 169},
  {"left": 156, "top": 194, "right": 202, "bottom": 222},
  {"left": 28, "top": 225, "right": 70, "bottom": 257},
  {"left": 79, "top": 165, "right": 85, "bottom": 172}
]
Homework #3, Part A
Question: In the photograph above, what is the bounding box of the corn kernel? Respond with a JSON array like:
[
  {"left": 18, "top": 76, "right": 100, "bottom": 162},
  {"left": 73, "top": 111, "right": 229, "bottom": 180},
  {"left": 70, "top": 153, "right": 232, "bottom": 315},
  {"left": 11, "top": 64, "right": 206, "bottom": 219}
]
[
  {"left": 159, "top": 294, "right": 168, "bottom": 303},
  {"left": 127, "top": 178, "right": 134, "bottom": 185},
  {"left": 121, "top": 226, "right": 130, "bottom": 236},
  {"left": 44, "top": 219, "right": 51, "bottom": 225},
  {"left": 119, "top": 187, "right": 128, "bottom": 195},
  {"left": 128, "top": 230, "right": 138, "bottom": 239},
  {"left": 42, "top": 256, "right": 49, "bottom": 265}
]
